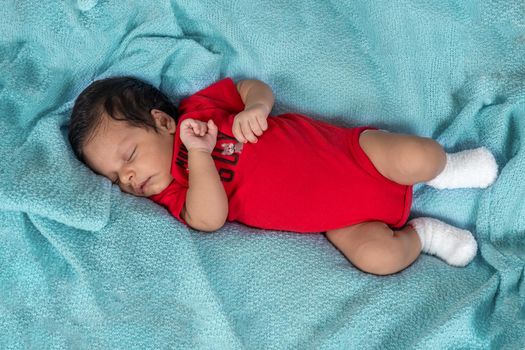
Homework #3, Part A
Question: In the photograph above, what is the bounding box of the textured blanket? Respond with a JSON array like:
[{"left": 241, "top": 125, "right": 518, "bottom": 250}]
[{"left": 1, "top": 1, "right": 524, "bottom": 349}]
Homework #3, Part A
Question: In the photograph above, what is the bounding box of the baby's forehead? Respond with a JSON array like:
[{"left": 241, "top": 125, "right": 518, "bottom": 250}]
[
  {"left": 91, "top": 114, "right": 135, "bottom": 141},
  {"left": 83, "top": 117, "right": 135, "bottom": 166}
]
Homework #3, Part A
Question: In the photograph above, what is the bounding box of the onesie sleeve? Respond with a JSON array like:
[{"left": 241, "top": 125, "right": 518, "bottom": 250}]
[
  {"left": 149, "top": 180, "right": 189, "bottom": 226},
  {"left": 178, "top": 77, "right": 245, "bottom": 115}
]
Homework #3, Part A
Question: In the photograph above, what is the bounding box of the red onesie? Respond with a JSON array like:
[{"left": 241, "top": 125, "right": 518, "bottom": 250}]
[{"left": 149, "top": 78, "right": 412, "bottom": 233}]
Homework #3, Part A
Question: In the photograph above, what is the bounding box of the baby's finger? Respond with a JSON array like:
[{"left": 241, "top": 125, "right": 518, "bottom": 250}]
[
  {"left": 241, "top": 120, "right": 258, "bottom": 143},
  {"left": 207, "top": 119, "right": 217, "bottom": 129},
  {"left": 233, "top": 119, "right": 246, "bottom": 143},
  {"left": 181, "top": 118, "right": 194, "bottom": 129},
  {"left": 206, "top": 120, "right": 217, "bottom": 136},
  {"left": 182, "top": 120, "right": 197, "bottom": 135},
  {"left": 200, "top": 122, "right": 208, "bottom": 135},
  {"left": 249, "top": 118, "right": 264, "bottom": 137},
  {"left": 193, "top": 120, "right": 208, "bottom": 135},
  {"left": 196, "top": 126, "right": 204, "bottom": 136},
  {"left": 187, "top": 120, "right": 200, "bottom": 134},
  {"left": 257, "top": 115, "right": 268, "bottom": 131}
]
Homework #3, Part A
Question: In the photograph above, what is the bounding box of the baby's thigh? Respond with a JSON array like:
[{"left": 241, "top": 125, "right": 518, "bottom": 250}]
[
  {"left": 358, "top": 130, "right": 446, "bottom": 185},
  {"left": 325, "top": 222, "right": 394, "bottom": 262},
  {"left": 325, "top": 222, "right": 411, "bottom": 275}
]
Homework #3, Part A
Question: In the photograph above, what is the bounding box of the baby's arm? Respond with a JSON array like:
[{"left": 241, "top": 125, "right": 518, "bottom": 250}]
[
  {"left": 179, "top": 119, "right": 228, "bottom": 232},
  {"left": 233, "top": 80, "right": 275, "bottom": 143},
  {"left": 236, "top": 79, "right": 275, "bottom": 115},
  {"left": 182, "top": 148, "right": 228, "bottom": 232}
]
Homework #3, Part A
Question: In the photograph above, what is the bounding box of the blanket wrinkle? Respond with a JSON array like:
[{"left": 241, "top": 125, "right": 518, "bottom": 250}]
[{"left": 28, "top": 214, "right": 89, "bottom": 277}]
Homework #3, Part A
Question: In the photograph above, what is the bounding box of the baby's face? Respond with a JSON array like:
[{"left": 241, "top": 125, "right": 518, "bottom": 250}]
[{"left": 82, "top": 110, "right": 177, "bottom": 197}]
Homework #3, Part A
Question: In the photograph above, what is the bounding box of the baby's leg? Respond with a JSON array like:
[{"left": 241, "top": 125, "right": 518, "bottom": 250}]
[
  {"left": 325, "top": 222, "right": 422, "bottom": 276},
  {"left": 359, "top": 129, "right": 498, "bottom": 189},
  {"left": 326, "top": 219, "right": 478, "bottom": 275},
  {"left": 359, "top": 130, "right": 446, "bottom": 185}
]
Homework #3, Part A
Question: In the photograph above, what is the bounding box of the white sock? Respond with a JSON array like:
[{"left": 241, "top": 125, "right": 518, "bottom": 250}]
[
  {"left": 425, "top": 147, "right": 498, "bottom": 190},
  {"left": 408, "top": 217, "right": 478, "bottom": 267}
]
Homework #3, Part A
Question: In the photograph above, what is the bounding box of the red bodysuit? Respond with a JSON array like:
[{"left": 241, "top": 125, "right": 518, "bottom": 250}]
[{"left": 149, "top": 78, "right": 412, "bottom": 233}]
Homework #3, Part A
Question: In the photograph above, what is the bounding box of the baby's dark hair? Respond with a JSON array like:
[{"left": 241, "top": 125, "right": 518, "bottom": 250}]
[{"left": 68, "top": 76, "right": 178, "bottom": 163}]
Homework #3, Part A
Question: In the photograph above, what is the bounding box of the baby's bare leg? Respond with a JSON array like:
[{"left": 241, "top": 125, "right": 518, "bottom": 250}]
[
  {"left": 359, "top": 130, "right": 446, "bottom": 185},
  {"left": 325, "top": 222, "right": 421, "bottom": 276}
]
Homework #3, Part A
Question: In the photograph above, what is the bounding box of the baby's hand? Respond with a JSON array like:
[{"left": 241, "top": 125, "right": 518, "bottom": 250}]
[
  {"left": 179, "top": 118, "right": 218, "bottom": 153},
  {"left": 233, "top": 103, "right": 269, "bottom": 143}
]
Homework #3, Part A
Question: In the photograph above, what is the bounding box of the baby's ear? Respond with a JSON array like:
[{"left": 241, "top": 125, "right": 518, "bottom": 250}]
[{"left": 151, "top": 109, "right": 176, "bottom": 133}]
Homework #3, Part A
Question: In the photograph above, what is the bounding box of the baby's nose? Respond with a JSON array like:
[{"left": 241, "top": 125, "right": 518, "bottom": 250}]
[{"left": 121, "top": 170, "right": 135, "bottom": 186}]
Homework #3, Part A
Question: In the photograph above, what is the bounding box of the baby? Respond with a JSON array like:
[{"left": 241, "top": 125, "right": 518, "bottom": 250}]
[{"left": 68, "top": 76, "right": 498, "bottom": 275}]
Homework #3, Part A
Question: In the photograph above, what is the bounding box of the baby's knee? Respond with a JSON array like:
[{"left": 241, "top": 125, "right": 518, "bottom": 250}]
[
  {"left": 398, "top": 138, "right": 446, "bottom": 181},
  {"left": 352, "top": 240, "right": 406, "bottom": 276},
  {"left": 422, "top": 139, "right": 446, "bottom": 173}
]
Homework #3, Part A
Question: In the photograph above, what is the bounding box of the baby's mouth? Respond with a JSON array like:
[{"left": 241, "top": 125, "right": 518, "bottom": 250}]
[{"left": 137, "top": 177, "right": 151, "bottom": 194}]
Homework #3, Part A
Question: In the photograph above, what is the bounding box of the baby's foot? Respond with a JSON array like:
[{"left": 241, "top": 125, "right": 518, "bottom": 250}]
[
  {"left": 426, "top": 147, "right": 498, "bottom": 190},
  {"left": 408, "top": 217, "right": 478, "bottom": 267}
]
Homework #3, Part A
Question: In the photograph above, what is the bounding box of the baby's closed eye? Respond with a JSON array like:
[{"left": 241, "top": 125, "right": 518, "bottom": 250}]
[{"left": 112, "top": 147, "right": 136, "bottom": 184}]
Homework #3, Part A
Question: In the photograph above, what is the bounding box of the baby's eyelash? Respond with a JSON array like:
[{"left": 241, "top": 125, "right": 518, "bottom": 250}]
[
  {"left": 128, "top": 147, "right": 136, "bottom": 161},
  {"left": 111, "top": 147, "right": 137, "bottom": 185},
  {"left": 113, "top": 147, "right": 135, "bottom": 185}
]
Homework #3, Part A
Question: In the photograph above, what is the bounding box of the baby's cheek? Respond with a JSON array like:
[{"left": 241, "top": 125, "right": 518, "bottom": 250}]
[{"left": 144, "top": 174, "right": 169, "bottom": 196}]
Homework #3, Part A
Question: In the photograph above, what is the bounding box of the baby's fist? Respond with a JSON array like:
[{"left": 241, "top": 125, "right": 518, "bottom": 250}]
[
  {"left": 233, "top": 103, "right": 269, "bottom": 143},
  {"left": 179, "top": 118, "right": 218, "bottom": 153}
]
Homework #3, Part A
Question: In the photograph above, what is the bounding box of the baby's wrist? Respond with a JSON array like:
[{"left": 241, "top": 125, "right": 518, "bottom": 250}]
[
  {"left": 188, "top": 147, "right": 212, "bottom": 154},
  {"left": 246, "top": 102, "right": 271, "bottom": 115}
]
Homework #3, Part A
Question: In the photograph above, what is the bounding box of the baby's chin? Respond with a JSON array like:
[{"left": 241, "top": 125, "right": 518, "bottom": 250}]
[{"left": 144, "top": 177, "right": 172, "bottom": 197}]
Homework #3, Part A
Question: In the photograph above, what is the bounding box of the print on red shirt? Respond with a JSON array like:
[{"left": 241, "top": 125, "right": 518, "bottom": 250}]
[{"left": 174, "top": 131, "right": 244, "bottom": 183}]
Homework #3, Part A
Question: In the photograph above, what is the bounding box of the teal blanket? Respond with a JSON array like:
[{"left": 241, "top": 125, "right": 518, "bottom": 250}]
[{"left": 1, "top": 1, "right": 524, "bottom": 348}]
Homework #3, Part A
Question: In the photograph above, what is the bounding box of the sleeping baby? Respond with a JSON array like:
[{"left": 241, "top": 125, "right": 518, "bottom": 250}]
[{"left": 68, "top": 77, "right": 498, "bottom": 275}]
